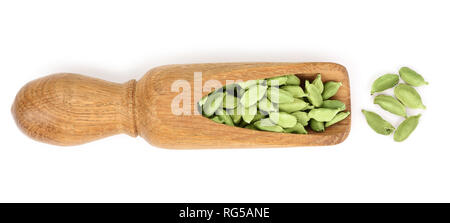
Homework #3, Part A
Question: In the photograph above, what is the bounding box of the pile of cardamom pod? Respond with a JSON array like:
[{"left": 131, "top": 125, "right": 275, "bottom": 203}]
[
  {"left": 198, "top": 74, "right": 350, "bottom": 134},
  {"left": 362, "top": 67, "right": 427, "bottom": 142}
]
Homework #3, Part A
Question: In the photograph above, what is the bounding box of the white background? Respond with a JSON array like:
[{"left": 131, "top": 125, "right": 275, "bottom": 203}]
[{"left": 1, "top": 0, "right": 449, "bottom": 202}]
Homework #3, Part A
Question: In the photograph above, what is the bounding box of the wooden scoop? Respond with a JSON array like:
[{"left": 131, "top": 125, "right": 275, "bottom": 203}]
[{"left": 11, "top": 62, "right": 351, "bottom": 149}]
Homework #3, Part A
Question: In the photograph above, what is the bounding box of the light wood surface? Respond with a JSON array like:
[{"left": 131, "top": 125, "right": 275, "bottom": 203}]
[{"left": 12, "top": 62, "right": 351, "bottom": 149}]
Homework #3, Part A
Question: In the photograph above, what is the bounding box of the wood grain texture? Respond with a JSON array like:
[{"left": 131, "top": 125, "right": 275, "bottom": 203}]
[
  {"left": 12, "top": 73, "right": 137, "bottom": 145},
  {"left": 12, "top": 62, "right": 351, "bottom": 149}
]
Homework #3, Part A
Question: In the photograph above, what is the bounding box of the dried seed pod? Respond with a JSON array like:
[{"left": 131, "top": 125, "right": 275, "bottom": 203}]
[
  {"left": 285, "top": 123, "right": 308, "bottom": 134},
  {"left": 371, "top": 74, "right": 399, "bottom": 95},
  {"left": 373, "top": 94, "right": 407, "bottom": 117},
  {"left": 267, "top": 76, "right": 288, "bottom": 86},
  {"left": 217, "top": 110, "right": 234, "bottom": 126},
  {"left": 394, "top": 114, "right": 421, "bottom": 142},
  {"left": 267, "top": 87, "right": 295, "bottom": 104},
  {"left": 305, "top": 80, "right": 323, "bottom": 107},
  {"left": 322, "top": 81, "right": 342, "bottom": 100},
  {"left": 394, "top": 84, "right": 426, "bottom": 109},
  {"left": 236, "top": 87, "right": 246, "bottom": 98},
  {"left": 280, "top": 85, "right": 306, "bottom": 98},
  {"left": 321, "top": 100, "right": 346, "bottom": 111},
  {"left": 237, "top": 119, "right": 248, "bottom": 127},
  {"left": 269, "top": 112, "right": 297, "bottom": 128},
  {"left": 308, "top": 108, "right": 340, "bottom": 122},
  {"left": 252, "top": 110, "right": 266, "bottom": 123},
  {"left": 309, "top": 119, "right": 325, "bottom": 132},
  {"left": 254, "top": 118, "right": 284, "bottom": 132},
  {"left": 200, "top": 75, "right": 351, "bottom": 135},
  {"left": 210, "top": 116, "right": 224, "bottom": 124},
  {"left": 224, "top": 83, "right": 239, "bottom": 96},
  {"left": 286, "top": 75, "right": 300, "bottom": 86},
  {"left": 203, "top": 92, "right": 224, "bottom": 117},
  {"left": 291, "top": 111, "right": 310, "bottom": 126},
  {"left": 242, "top": 104, "right": 257, "bottom": 123},
  {"left": 222, "top": 92, "right": 238, "bottom": 109},
  {"left": 197, "top": 95, "right": 208, "bottom": 114},
  {"left": 198, "top": 95, "right": 208, "bottom": 107},
  {"left": 361, "top": 109, "right": 395, "bottom": 135},
  {"left": 399, "top": 67, "right": 428, "bottom": 87},
  {"left": 278, "top": 98, "right": 309, "bottom": 113},
  {"left": 240, "top": 84, "right": 268, "bottom": 107},
  {"left": 228, "top": 107, "right": 242, "bottom": 124},
  {"left": 325, "top": 111, "right": 350, "bottom": 127},
  {"left": 312, "top": 74, "right": 324, "bottom": 94},
  {"left": 244, "top": 124, "right": 258, "bottom": 130},
  {"left": 258, "top": 97, "right": 276, "bottom": 113}
]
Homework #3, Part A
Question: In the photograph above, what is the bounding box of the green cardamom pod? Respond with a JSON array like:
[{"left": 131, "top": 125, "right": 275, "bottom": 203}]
[
  {"left": 321, "top": 100, "right": 346, "bottom": 111},
  {"left": 280, "top": 85, "right": 306, "bottom": 98},
  {"left": 312, "top": 74, "right": 324, "bottom": 94},
  {"left": 231, "top": 113, "right": 242, "bottom": 124},
  {"left": 291, "top": 111, "right": 310, "bottom": 126},
  {"left": 278, "top": 98, "right": 309, "bottom": 113},
  {"left": 198, "top": 95, "right": 208, "bottom": 107},
  {"left": 267, "top": 87, "right": 295, "bottom": 104},
  {"left": 236, "top": 87, "right": 246, "bottom": 98},
  {"left": 252, "top": 110, "right": 266, "bottom": 123},
  {"left": 258, "top": 97, "right": 276, "bottom": 113},
  {"left": 217, "top": 110, "right": 234, "bottom": 126},
  {"left": 210, "top": 115, "right": 224, "bottom": 124},
  {"left": 267, "top": 76, "right": 288, "bottom": 86},
  {"left": 242, "top": 104, "right": 257, "bottom": 123},
  {"left": 373, "top": 94, "right": 407, "bottom": 117},
  {"left": 394, "top": 84, "right": 426, "bottom": 109},
  {"left": 203, "top": 92, "right": 224, "bottom": 117},
  {"left": 254, "top": 118, "right": 284, "bottom": 132},
  {"left": 224, "top": 83, "right": 239, "bottom": 95},
  {"left": 200, "top": 75, "right": 351, "bottom": 135},
  {"left": 322, "top": 81, "right": 342, "bottom": 100},
  {"left": 244, "top": 124, "right": 258, "bottom": 130},
  {"left": 240, "top": 84, "right": 268, "bottom": 107},
  {"left": 285, "top": 123, "right": 308, "bottom": 134},
  {"left": 227, "top": 106, "right": 242, "bottom": 124},
  {"left": 399, "top": 67, "right": 428, "bottom": 87},
  {"left": 222, "top": 92, "right": 238, "bottom": 109},
  {"left": 309, "top": 119, "right": 325, "bottom": 132},
  {"left": 308, "top": 108, "right": 340, "bottom": 122},
  {"left": 371, "top": 74, "right": 399, "bottom": 95},
  {"left": 305, "top": 80, "right": 323, "bottom": 107},
  {"left": 394, "top": 114, "right": 421, "bottom": 142},
  {"left": 269, "top": 112, "right": 297, "bottom": 128},
  {"left": 237, "top": 119, "right": 248, "bottom": 127},
  {"left": 286, "top": 75, "right": 300, "bottom": 86},
  {"left": 361, "top": 109, "right": 395, "bottom": 135},
  {"left": 325, "top": 111, "right": 350, "bottom": 127},
  {"left": 197, "top": 95, "right": 208, "bottom": 114}
]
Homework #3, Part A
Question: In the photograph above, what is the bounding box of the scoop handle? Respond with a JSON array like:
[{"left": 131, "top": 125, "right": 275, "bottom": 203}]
[{"left": 11, "top": 73, "right": 137, "bottom": 146}]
